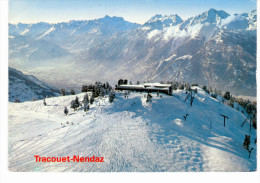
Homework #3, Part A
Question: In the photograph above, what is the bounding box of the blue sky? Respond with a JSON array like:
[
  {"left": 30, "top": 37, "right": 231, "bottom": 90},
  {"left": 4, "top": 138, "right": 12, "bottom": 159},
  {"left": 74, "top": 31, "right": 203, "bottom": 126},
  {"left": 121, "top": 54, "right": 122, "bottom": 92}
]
[{"left": 9, "top": 0, "right": 256, "bottom": 24}]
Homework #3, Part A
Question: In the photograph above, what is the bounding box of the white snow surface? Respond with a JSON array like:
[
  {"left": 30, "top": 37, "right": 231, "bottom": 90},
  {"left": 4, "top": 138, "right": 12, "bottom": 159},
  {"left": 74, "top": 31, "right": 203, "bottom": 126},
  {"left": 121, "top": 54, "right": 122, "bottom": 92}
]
[{"left": 8, "top": 87, "right": 256, "bottom": 172}]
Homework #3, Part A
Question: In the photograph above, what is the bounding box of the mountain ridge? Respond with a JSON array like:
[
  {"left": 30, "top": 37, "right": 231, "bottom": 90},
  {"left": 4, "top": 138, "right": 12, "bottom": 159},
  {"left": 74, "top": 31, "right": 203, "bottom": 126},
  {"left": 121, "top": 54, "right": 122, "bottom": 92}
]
[{"left": 8, "top": 9, "right": 257, "bottom": 97}]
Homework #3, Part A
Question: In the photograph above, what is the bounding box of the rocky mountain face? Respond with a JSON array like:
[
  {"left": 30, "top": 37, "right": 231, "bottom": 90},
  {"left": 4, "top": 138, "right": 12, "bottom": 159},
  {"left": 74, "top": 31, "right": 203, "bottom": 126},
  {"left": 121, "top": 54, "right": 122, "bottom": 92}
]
[{"left": 9, "top": 9, "right": 256, "bottom": 96}]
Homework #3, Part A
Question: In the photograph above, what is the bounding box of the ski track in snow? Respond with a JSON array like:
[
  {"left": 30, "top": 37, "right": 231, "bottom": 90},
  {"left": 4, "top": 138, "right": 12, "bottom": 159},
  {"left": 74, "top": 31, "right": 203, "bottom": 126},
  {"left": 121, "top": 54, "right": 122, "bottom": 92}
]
[{"left": 8, "top": 88, "right": 256, "bottom": 172}]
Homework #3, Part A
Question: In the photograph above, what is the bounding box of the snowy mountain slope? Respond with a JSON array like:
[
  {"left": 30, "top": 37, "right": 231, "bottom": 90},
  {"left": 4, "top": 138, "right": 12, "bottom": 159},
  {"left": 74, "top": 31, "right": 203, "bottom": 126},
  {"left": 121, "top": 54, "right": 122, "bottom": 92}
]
[
  {"left": 146, "top": 30, "right": 256, "bottom": 96},
  {"left": 9, "top": 67, "right": 59, "bottom": 102},
  {"left": 8, "top": 87, "right": 256, "bottom": 171},
  {"left": 221, "top": 10, "right": 257, "bottom": 31}
]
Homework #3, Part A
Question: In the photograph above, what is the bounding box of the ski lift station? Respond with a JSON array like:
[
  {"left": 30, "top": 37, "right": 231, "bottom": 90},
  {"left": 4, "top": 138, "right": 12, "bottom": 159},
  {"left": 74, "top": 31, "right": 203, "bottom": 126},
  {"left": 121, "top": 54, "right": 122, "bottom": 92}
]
[{"left": 115, "top": 82, "right": 172, "bottom": 95}]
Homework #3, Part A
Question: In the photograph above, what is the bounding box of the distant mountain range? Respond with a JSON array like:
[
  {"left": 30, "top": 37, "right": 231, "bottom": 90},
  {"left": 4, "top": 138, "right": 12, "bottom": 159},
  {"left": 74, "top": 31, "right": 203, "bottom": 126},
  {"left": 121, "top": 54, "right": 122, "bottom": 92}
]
[{"left": 9, "top": 9, "right": 256, "bottom": 96}]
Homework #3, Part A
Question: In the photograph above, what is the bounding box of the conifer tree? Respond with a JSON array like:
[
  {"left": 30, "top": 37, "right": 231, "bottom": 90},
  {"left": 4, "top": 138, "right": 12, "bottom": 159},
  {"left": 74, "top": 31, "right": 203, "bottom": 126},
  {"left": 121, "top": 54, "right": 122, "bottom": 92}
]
[
  {"left": 70, "top": 89, "right": 75, "bottom": 95},
  {"left": 70, "top": 100, "right": 77, "bottom": 111},
  {"left": 109, "top": 90, "right": 115, "bottom": 103},
  {"left": 84, "top": 103, "right": 89, "bottom": 112},
  {"left": 146, "top": 93, "right": 152, "bottom": 103},
  {"left": 83, "top": 93, "right": 89, "bottom": 104},
  {"left": 224, "top": 91, "right": 231, "bottom": 100},
  {"left": 60, "top": 88, "right": 66, "bottom": 96},
  {"left": 64, "top": 106, "right": 69, "bottom": 115},
  {"left": 14, "top": 98, "right": 20, "bottom": 103},
  {"left": 90, "top": 94, "right": 94, "bottom": 104},
  {"left": 75, "top": 96, "right": 80, "bottom": 107}
]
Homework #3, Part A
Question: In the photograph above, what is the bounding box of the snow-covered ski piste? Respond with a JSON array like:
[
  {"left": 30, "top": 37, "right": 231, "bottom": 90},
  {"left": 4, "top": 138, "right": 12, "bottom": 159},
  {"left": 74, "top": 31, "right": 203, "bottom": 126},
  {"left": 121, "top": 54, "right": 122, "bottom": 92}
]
[{"left": 8, "top": 87, "right": 256, "bottom": 172}]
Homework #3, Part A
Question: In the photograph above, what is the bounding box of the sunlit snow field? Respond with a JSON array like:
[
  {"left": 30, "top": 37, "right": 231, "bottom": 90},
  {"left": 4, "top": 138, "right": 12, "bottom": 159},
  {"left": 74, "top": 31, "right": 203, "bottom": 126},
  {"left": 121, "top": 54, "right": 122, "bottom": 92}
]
[{"left": 8, "top": 87, "right": 256, "bottom": 172}]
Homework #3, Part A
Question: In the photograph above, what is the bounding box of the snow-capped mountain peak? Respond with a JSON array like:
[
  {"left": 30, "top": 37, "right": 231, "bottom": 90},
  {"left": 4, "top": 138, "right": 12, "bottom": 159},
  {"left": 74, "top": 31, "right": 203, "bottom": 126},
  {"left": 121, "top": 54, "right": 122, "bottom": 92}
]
[
  {"left": 147, "top": 14, "right": 183, "bottom": 23},
  {"left": 207, "top": 8, "right": 230, "bottom": 19},
  {"left": 220, "top": 9, "right": 256, "bottom": 31},
  {"left": 180, "top": 8, "right": 230, "bottom": 29},
  {"left": 147, "top": 14, "right": 164, "bottom": 22},
  {"left": 144, "top": 14, "right": 183, "bottom": 30}
]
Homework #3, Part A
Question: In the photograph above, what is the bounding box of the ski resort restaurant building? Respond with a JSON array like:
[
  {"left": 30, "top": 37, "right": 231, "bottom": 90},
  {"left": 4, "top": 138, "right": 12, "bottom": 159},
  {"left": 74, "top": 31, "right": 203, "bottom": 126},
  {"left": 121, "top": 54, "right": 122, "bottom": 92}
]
[{"left": 115, "top": 83, "right": 172, "bottom": 95}]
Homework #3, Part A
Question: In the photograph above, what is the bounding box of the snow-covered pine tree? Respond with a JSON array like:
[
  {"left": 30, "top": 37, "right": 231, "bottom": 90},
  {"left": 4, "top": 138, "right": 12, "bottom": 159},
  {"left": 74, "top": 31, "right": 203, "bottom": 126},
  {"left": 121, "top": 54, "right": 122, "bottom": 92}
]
[
  {"left": 81, "top": 85, "right": 88, "bottom": 92},
  {"left": 84, "top": 103, "right": 89, "bottom": 112},
  {"left": 118, "top": 79, "right": 124, "bottom": 86},
  {"left": 211, "top": 93, "right": 217, "bottom": 99},
  {"left": 92, "top": 87, "right": 99, "bottom": 98},
  {"left": 224, "top": 91, "right": 231, "bottom": 100},
  {"left": 14, "top": 98, "right": 20, "bottom": 103},
  {"left": 90, "top": 94, "right": 94, "bottom": 104},
  {"left": 106, "top": 82, "right": 112, "bottom": 92},
  {"left": 83, "top": 94, "right": 89, "bottom": 112},
  {"left": 202, "top": 85, "right": 209, "bottom": 93},
  {"left": 146, "top": 93, "right": 152, "bottom": 103},
  {"left": 109, "top": 90, "right": 115, "bottom": 103},
  {"left": 75, "top": 96, "right": 80, "bottom": 107},
  {"left": 60, "top": 88, "right": 66, "bottom": 96},
  {"left": 64, "top": 106, "right": 69, "bottom": 115},
  {"left": 70, "top": 100, "right": 77, "bottom": 111},
  {"left": 70, "top": 89, "right": 75, "bottom": 95},
  {"left": 83, "top": 93, "right": 89, "bottom": 104}
]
